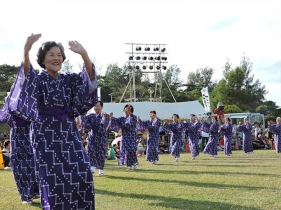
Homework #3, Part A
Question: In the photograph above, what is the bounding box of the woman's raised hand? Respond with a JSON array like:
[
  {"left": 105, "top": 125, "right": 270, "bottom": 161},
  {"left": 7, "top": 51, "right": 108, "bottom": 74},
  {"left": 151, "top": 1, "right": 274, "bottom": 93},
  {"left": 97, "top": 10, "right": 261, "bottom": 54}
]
[
  {"left": 109, "top": 112, "right": 113, "bottom": 120},
  {"left": 24, "top": 33, "right": 41, "bottom": 53},
  {"left": 68, "top": 41, "right": 86, "bottom": 55}
]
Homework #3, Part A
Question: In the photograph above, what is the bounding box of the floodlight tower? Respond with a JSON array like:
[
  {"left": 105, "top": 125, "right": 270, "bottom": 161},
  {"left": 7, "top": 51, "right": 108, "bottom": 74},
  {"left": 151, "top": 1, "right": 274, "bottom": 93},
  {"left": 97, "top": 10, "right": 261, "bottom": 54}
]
[{"left": 120, "top": 43, "right": 175, "bottom": 102}]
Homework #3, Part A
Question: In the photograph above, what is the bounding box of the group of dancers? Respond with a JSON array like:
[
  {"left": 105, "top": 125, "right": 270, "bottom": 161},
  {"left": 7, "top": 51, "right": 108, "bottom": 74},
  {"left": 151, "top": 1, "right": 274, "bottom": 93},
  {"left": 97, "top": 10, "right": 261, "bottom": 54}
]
[{"left": 0, "top": 33, "right": 280, "bottom": 210}]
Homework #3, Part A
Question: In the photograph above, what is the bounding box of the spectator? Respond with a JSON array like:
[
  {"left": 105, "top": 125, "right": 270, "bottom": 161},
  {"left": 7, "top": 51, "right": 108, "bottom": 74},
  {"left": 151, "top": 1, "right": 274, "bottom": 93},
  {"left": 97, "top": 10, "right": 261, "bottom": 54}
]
[
  {"left": 136, "top": 139, "right": 146, "bottom": 156},
  {"left": 201, "top": 131, "right": 209, "bottom": 150},
  {"left": 113, "top": 144, "right": 120, "bottom": 159},
  {"left": 2, "top": 140, "right": 11, "bottom": 169}
]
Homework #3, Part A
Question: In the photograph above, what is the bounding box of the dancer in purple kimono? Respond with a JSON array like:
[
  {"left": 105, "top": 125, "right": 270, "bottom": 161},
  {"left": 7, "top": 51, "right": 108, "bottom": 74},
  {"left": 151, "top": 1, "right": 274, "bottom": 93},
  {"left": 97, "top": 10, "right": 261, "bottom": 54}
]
[
  {"left": 108, "top": 104, "right": 138, "bottom": 170},
  {"left": 201, "top": 116, "right": 220, "bottom": 158},
  {"left": 236, "top": 118, "right": 254, "bottom": 154},
  {"left": 0, "top": 97, "right": 39, "bottom": 204},
  {"left": 268, "top": 117, "right": 281, "bottom": 153},
  {"left": 162, "top": 114, "right": 185, "bottom": 162},
  {"left": 183, "top": 114, "right": 201, "bottom": 160},
  {"left": 8, "top": 34, "right": 98, "bottom": 209},
  {"left": 219, "top": 117, "right": 233, "bottom": 156},
  {"left": 137, "top": 110, "right": 161, "bottom": 164},
  {"left": 82, "top": 101, "right": 109, "bottom": 176}
]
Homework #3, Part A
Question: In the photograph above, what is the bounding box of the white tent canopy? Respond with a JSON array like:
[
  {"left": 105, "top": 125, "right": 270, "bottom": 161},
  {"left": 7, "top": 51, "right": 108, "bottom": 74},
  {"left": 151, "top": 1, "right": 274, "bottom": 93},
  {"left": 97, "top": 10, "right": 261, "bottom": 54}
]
[{"left": 87, "top": 101, "right": 207, "bottom": 120}]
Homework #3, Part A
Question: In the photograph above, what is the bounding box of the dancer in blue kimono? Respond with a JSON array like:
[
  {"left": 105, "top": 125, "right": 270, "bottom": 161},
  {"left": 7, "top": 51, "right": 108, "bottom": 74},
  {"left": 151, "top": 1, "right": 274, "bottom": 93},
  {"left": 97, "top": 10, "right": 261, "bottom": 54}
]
[
  {"left": 201, "top": 116, "right": 220, "bottom": 158},
  {"left": 162, "top": 114, "right": 185, "bottom": 162},
  {"left": 268, "top": 117, "right": 281, "bottom": 153},
  {"left": 137, "top": 110, "right": 161, "bottom": 164},
  {"left": 183, "top": 114, "right": 201, "bottom": 160},
  {"left": 108, "top": 104, "right": 138, "bottom": 170},
  {"left": 236, "top": 117, "right": 254, "bottom": 154},
  {"left": 8, "top": 33, "right": 98, "bottom": 210},
  {"left": 82, "top": 101, "right": 109, "bottom": 176},
  {"left": 0, "top": 97, "right": 39, "bottom": 204},
  {"left": 219, "top": 117, "right": 233, "bottom": 156}
]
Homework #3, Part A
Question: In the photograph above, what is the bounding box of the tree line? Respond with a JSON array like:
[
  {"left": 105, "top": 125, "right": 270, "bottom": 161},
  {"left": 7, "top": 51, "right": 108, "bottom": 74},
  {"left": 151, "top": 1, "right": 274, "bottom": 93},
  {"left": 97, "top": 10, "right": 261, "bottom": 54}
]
[{"left": 0, "top": 55, "right": 280, "bottom": 121}]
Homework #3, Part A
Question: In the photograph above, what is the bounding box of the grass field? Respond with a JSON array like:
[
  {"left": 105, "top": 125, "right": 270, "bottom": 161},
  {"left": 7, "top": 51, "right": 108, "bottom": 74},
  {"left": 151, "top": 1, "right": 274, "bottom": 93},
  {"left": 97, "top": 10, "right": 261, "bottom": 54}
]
[{"left": 0, "top": 150, "right": 280, "bottom": 210}]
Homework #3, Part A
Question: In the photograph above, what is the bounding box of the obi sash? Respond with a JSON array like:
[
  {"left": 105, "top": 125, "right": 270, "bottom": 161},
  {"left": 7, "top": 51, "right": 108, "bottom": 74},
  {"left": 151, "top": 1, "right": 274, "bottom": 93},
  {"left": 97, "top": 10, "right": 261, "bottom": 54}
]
[{"left": 38, "top": 107, "right": 74, "bottom": 122}]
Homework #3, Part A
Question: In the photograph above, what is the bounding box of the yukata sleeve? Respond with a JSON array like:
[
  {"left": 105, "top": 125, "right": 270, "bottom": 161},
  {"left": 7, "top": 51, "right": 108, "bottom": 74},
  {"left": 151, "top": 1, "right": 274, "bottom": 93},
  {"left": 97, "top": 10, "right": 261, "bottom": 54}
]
[
  {"left": 81, "top": 114, "right": 93, "bottom": 130},
  {"left": 201, "top": 121, "right": 211, "bottom": 133},
  {"left": 100, "top": 114, "right": 110, "bottom": 129},
  {"left": 8, "top": 63, "right": 39, "bottom": 121},
  {"left": 70, "top": 63, "right": 98, "bottom": 117},
  {"left": 108, "top": 117, "right": 120, "bottom": 132},
  {"left": 210, "top": 122, "right": 219, "bottom": 133},
  {"left": 236, "top": 124, "right": 245, "bottom": 133},
  {"left": 220, "top": 124, "right": 226, "bottom": 135},
  {"left": 0, "top": 99, "right": 11, "bottom": 124},
  {"left": 268, "top": 124, "right": 281, "bottom": 134},
  {"left": 162, "top": 123, "right": 171, "bottom": 134},
  {"left": 136, "top": 119, "right": 148, "bottom": 133},
  {"left": 189, "top": 121, "right": 201, "bottom": 132}
]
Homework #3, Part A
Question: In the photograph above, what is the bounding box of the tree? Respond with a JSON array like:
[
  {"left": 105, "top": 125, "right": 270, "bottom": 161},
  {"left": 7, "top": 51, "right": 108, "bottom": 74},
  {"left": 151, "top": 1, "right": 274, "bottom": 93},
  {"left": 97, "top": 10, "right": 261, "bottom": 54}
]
[
  {"left": 211, "top": 56, "right": 268, "bottom": 112},
  {"left": 224, "top": 105, "right": 242, "bottom": 113},
  {"left": 181, "top": 67, "right": 216, "bottom": 102},
  {"left": 0, "top": 64, "right": 20, "bottom": 105},
  {"left": 60, "top": 60, "right": 73, "bottom": 74}
]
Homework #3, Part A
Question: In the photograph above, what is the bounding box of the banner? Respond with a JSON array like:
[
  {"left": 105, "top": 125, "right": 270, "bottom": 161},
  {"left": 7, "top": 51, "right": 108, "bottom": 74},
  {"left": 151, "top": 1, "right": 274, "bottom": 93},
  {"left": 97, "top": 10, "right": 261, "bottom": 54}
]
[{"left": 201, "top": 87, "right": 211, "bottom": 113}]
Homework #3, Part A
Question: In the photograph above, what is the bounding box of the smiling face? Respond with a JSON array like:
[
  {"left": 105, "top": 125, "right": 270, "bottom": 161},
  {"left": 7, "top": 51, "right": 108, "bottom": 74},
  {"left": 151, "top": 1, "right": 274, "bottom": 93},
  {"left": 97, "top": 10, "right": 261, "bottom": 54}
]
[
  {"left": 94, "top": 102, "right": 103, "bottom": 114},
  {"left": 42, "top": 46, "right": 63, "bottom": 77}
]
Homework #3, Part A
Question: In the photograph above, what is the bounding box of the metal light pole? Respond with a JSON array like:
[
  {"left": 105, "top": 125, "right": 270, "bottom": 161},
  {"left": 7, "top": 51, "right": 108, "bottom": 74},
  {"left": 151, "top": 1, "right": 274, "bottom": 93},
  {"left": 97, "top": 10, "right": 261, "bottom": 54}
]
[{"left": 108, "top": 93, "right": 113, "bottom": 102}]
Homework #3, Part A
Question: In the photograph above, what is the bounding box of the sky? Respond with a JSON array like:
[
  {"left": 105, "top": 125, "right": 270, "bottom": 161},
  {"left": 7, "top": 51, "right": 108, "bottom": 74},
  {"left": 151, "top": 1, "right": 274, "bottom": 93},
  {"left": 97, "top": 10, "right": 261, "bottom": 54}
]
[{"left": 0, "top": 0, "right": 280, "bottom": 107}]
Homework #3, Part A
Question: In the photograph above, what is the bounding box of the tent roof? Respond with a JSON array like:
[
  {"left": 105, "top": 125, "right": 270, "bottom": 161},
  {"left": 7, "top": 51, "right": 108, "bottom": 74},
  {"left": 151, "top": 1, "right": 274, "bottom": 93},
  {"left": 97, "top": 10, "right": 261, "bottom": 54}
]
[{"left": 88, "top": 101, "right": 207, "bottom": 120}]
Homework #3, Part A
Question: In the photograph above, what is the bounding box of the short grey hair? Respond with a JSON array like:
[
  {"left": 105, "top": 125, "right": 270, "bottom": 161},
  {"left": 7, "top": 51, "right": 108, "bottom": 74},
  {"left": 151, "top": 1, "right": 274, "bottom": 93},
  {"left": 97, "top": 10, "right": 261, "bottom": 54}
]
[{"left": 277, "top": 117, "right": 281, "bottom": 122}]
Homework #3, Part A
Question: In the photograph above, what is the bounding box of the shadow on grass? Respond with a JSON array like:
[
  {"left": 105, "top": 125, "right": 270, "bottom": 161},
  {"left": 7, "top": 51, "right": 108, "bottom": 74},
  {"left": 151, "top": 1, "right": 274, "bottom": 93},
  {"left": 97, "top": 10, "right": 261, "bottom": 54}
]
[
  {"left": 105, "top": 175, "right": 271, "bottom": 191},
  {"left": 96, "top": 189, "right": 261, "bottom": 210},
  {"left": 106, "top": 165, "right": 277, "bottom": 177}
]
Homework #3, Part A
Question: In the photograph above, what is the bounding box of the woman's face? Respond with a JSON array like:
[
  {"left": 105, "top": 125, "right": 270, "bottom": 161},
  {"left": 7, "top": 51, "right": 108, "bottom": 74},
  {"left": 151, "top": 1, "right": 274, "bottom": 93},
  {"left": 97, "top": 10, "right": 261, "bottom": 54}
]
[
  {"left": 149, "top": 112, "right": 156, "bottom": 119},
  {"left": 172, "top": 115, "right": 178, "bottom": 122},
  {"left": 124, "top": 106, "right": 132, "bottom": 115},
  {"left": 94, "top": 102, "right": 103, "bottom": 114},
  {"left": 43, "top": 46, "right": 63, "bottom": 74},
  {"left": 211, "top": 117, "right": 216, "bottom": 123}
]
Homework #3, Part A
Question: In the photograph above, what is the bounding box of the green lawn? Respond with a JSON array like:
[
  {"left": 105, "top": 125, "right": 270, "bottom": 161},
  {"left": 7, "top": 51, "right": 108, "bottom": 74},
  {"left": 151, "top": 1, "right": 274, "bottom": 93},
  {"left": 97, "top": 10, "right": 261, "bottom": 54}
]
[{"left": 0, "top": 150, "right": 280, "bottom": 210}]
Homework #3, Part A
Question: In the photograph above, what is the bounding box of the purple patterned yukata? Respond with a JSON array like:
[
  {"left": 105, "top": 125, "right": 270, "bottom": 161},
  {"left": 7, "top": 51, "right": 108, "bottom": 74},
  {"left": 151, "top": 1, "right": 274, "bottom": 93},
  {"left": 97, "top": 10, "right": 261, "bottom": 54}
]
[
  {"left": 183, "top": 121, "right": 201, "bottom": 158},
  {"left": 8, "top": 63, "right": 98, "bottom": 210},
  {"left": 268, "top": 123, "right": 281, "bottom": 153},
  {"left": 220, "top": 123, "right": 233, "bottom": 155},
  {"left": 202, "top": 121, "right": 219, "bottom": 156},
  {"left": 137, "top": 118, "right": 161, "bottom": 163},
  {"left": 162, "top": 122, "right": 185, "bottom": 159},
  {"left": 82, "top": 113, "right": 109, "bottom": 169},
  {"left": 108, "top": 114, "right": 138, "bottom": 168},
  {"left": 0, "top": 99, "right": 39, "bottom": 202},
  {"left": 236, "top": 123, "right": 254, "bottom": 153}
]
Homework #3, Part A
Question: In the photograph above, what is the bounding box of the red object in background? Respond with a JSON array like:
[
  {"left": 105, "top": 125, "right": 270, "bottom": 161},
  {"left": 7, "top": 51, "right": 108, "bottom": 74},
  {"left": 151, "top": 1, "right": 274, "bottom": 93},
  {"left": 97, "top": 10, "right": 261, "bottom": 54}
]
[
  {"left": 219, "top": 139, "right": 224, "bottom": 146},
  {"left": 186, "top": 141, "right": 190, "bottom": 153},
  {"left": 214, "top": 108, "right": 225, "bottom": 119}
]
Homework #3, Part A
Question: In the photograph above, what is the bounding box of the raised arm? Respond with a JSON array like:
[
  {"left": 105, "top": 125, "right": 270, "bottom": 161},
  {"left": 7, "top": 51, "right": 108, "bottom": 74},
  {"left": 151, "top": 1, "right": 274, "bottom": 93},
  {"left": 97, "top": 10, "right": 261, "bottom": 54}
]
[
  {"left": 68, "top": 41, "right": 94, "bottom": 80},
  {"left": 23, "top": 33, "right": 41, "bottom": 76}
]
